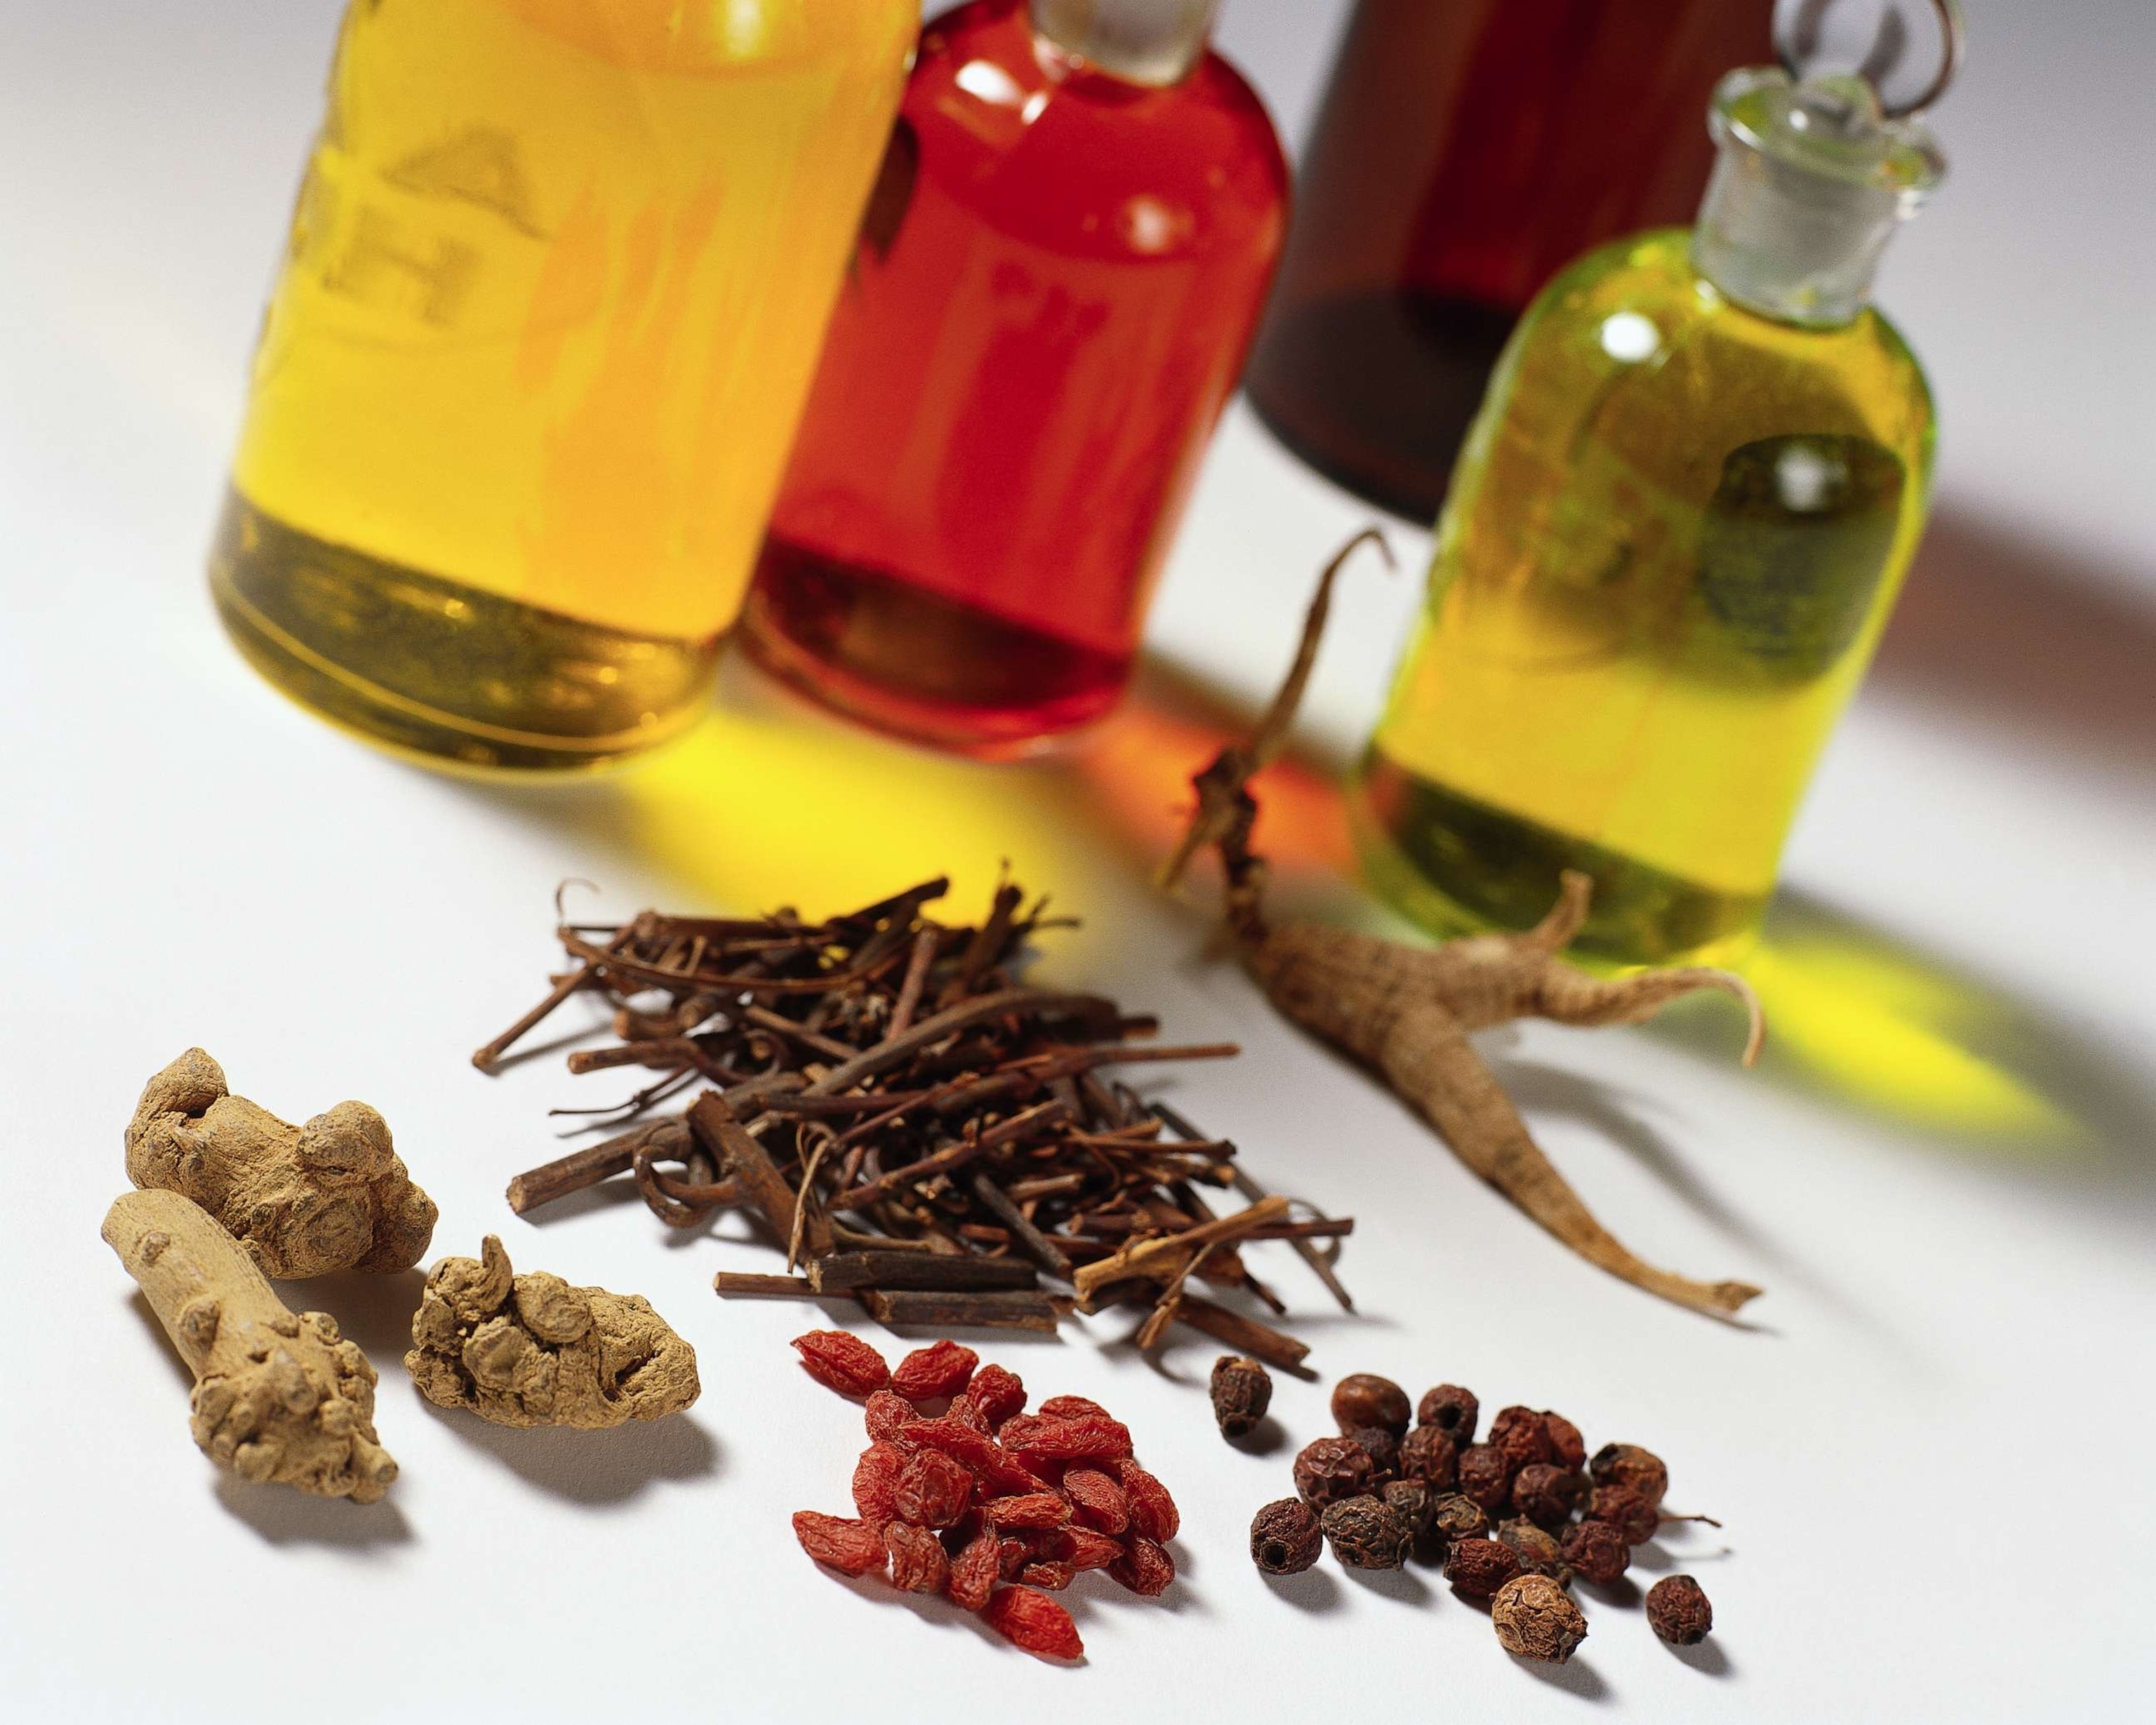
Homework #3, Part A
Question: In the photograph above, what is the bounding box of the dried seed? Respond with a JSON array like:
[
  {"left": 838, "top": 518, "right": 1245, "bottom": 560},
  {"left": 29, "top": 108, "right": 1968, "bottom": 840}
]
[
  {"left": 1293, "top": 1436, "right": 1377, "bottom": 1507},
  {"left": 1560, "top": 1518, "right": 1632, "bottom": 1587},
  {"left": 1210, "top": 1353, "right": 1273, "bottom": 1439},
  {"left": 1589, "top": 1481, "right": 1660, "bottom": 1545},
  {"left": 1488, "top": 1406, "right": 1554, "bottom": 1471},
  {"left": 1346, "top": 1425, "right": 1401, "bottom": 1480},
  {"left": 1541, "top": 1408, "right": 1587, "bottom": 1472},
  {"left": 1322, "top": 1494, "right": 1413, "bottom": 1569},
  {"left": 1382, "top": 1479, "right": 1437, "bottom": 1542},
  {"left": 1399, "top": 1425, "right": 1459, "bottom": 1490},
  {"left": 1511, "top": 1462, "right": 1583, "bottom": 1531},
  {"left": 1590, "top": 1442, "right": 1669, "bottom": 1508},
  {"left": 1646, "top": 1573, "right": 1715, "bottom": 1645},
  {"left": 1417, "top": 1383, "right": 1480, "bottom": 1444},
  {"left": 1457, "top": 1442, "right": 1515, "bottom": 1512},
  {"left": 1250, "top": 1497, "right": 1324, "bottom": 1576},
  {"left": 1331, "top": 1373, "right": 1411, "bottom": 1438},
  {"left": 1444, "top": 1536, "right": 1523, "bottom": 1599},
  {"left": 1496, "top": 1517, "right": 1572, "bottom": 1585},
  {"left": 1491, "top": 1573, "right": 1588, "bottom": 1664},
  {"left": 1429, "top": 1493, "right": 1491, "bottom": 1547}
]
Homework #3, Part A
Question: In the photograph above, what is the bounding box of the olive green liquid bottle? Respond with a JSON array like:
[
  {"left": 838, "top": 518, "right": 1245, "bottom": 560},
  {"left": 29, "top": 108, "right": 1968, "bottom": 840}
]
[{"left": 1352, "top": 67, "right": 1945, "bottom": 967}]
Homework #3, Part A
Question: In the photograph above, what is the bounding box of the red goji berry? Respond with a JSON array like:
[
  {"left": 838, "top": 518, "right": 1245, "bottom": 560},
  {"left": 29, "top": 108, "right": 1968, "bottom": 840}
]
[
  {"left": 1056, "top": 1526, "right": 1124, "bottom": 1571},
  {"left": 1036, "top": 1393, "right": 1113, "bottom": 1421},
  {"left": 948, "top": 1531, "right": 999, "bottom": 1611},
  {"left": 864, "top": 1389, "right": 917, "bottom": 1442},
  {"left": 902, "top": 1417, "right": 1046, "bottom": 1496},
  {"left": 893, "top": 1449, "right": 974, "bottom": 1528},
  {"left": 1020, "top": 1561, "right": 1074, "bottom": 1591},
  {"left": 1117, "top": 1457, "right": 1180, "bottom": 1542},
  {"left": 1060, "top": 1467, "right": 1130, "bottom": 1535},
  {"left": 885, "top": 1521, "right": 951, "bottom": 1594},
  {"left": 999, "top": 1413, "right": 1133, "bottom": 1462},
  {"left": 947, "top": 1392, "right": 992, "bottom": 1432},
  {"left": 792, "top": 1330, "right": 890, "bottom": 1397},
  {"left": 792, "top": 1511, "right": 886, "bottom": 1578},
  {"left": 891, "top": 1339, "right": 978, "bottom": 1403},
  {"left": 983, "top": 1491, "right": 1069, "bottom": 1530},
  {"left": 982, "top": 1585, "right": 1084, "bottom": 1660},
  {"left": 1107, "top": 1533, "right": 1176, "bottom": 1597},
  {"left": 967, "top": 1363, "right": 1027, "bottom": 1428},
  {"left": 851, "top": 1442, "right": 905, "bottom": 1524}
]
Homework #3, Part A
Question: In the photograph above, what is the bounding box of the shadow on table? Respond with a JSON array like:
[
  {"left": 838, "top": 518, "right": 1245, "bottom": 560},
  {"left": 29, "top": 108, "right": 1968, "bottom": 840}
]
[
  {"left": 216, "top": 1472, "right": 412, "bottom": 1551},
  {"left": 420, "top": 1399, "right": 721, "bottom": 1507}
]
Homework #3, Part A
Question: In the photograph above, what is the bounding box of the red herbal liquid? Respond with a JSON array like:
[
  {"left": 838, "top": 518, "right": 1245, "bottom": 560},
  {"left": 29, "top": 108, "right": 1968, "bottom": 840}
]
[{"left": 743, "top": 0, "right": 1288, "bottom": 755}]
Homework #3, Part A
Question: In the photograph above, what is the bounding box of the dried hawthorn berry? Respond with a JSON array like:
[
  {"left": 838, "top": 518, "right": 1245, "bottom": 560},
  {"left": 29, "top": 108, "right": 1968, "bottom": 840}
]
[
  {"left": 1399, "top": 1425, "right": 1459, "bottom": 1490},
  {"left": 885, "top": 1521, "right": 950, "bottom": 1594},
  {"left": 1428, "top": 1493, "right": 1490, "bottom": 1547},
  {"left": 1512, "top": 1463, "right": 1583, "bottom": 1531},
  {"left": 1000, "top": 1412, "right": 1133, "bottom": 1462},
  {"left": 1496, "top": 1518, "right": 1572, "bottom": 1585},
  {"left": 864, "top": 1390, "right": 917, "bottom": 1443},
  {"left": 851, "top": 1441, "right": 905, "bottom": 1524},
  {"left": 1348, "top": 1425, "right": 1401, "bottom": 1479},
  {"left": 1457, "top": 1442, "right": 1515, "bottom": 1512},
  {"left": 1117, "top": 1457, "right": 1180, "bottom": 1542},
  {"left": 1488, "top": 1406, "right": 1554, "bottom": 1471},
  {"left": 1589, "top": 1482, "right": 1659, "bottom": 1545},
  {"left": 948, "top": 1531, "right": 999, "bottom": 1611},
  {"left": 1020, "top": 1561, "right": 1074, "bottom": 1591},
  {"left": 1293, "top": 1436, "right": 1377, "bottom": 1507},
  {"left": 1646, "top": 1574, "right": 1714, "bottom": 1645},
  {"left": 1057, "top": 1526, "right": 1124, "bottom": 1570},
  {"left": 1210, "top": 1354, "right": 1272, "bottom": 1439},
  {"left": 792, "top": 1330, "right": 891, "bottom": 1397},
  {"left": 1560, "top": 1519, "right": 1632, "bottom": 1587},
  {"left": 1541, "top": 1409, "right": 1587, "bottom": 1472},
  {"left": 890, "top": 1339, "right": 978, "bottom": 1403},
  {"left": 984, "top": 1492, "right": 1068, "bottom": 1530},
  {"left": 1590, "top": 1442, "right": 1669, "bottom": 1509},
  {"left": 1250, "top": 1498, "right": 1323, "bottom": 1576},
  {"left": 1331, "top": 1372, "right": 1411, "bottom": 1438},
  {"left": 1036, "top": 1394, "right": 1112, "bottom": 1421},
  {"left": 1322, "top": 1494, "right": 1413, "bottom": 1569},
  {"left": 967, "top": 1363, "right": 1027, "bottom": 1427},
  {"left": 1492, "top": 1573, "right": 1589, "bottom": 1664},
  {"left": 893, "top": 1449, "right": 973, "bottom": 1529},
  {"left": 1107, "top": 1533, "right": 1176, "bottom": 1597},
  {"left": 1382, "top": 1479, "right": 1437, "bottom": 1541},
  {"left": 1417, "top": 1383, "right": 1479, "bottom": 1444},
  {"left": 1443, "top": 1536, "right": 1523, "bottom": 1599},
  {"left": 792, "top": 1511, "right": 886, "bottom": 1577},
  {"left": 983, "top": 1585, "right": 1084, "bottom": 1660},
  {"left": 1061, "top": 1467, "right": 1130, "bottom": 1535}
]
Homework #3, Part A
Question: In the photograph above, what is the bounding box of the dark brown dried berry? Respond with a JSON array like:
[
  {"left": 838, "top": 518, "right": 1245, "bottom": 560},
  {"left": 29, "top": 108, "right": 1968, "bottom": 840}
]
[
  {"left": 1331, "top": 1373, "right": 1412, "bottom": 1438},
  {"left": 981, "top": 1585, "right": 1083, "bottom": 1660},
  {"left": 1590, "top": 1442, "right": 1669, "bottom": 1509},
  {"left": 1492, "top": 1573, "right": 1589, "bottom": 1663},
  {"left": 885, "top": 1520, "right": 951, "bottom": 1594},
  {"left": 1293, "top": 1436, "right": 1378, "bottom": 1507},
  {"left": 1398, "top": 1425, "right": 1459, "bottom": 1490},
  {"left": 947, "top": 1531, "right": 999, "bottom": 1610},
  {"left": 893, "top": 1450, "right": 973, "bottom": 1529},
  {"left": 1250, "top": 1498, "right": 1324, "bottom": 1576},
  {"left": 1496, "top": 1518, "right": 1572, "bottom": 1585},
  {"left": 1560, "top": 1518, "right": 1632, "bottom": 1587},
  {"left": 864, "top": 1389, "right": 917, "bottom": 1442},
  {"left": 1443, "top": 1536, "right": 1523, "bottom": 1599},
  {"left": 1061, "top": 1467, "right": 1130, "bottom": 1534},
  {"left": 1117, "top": 1457, "right": 1180, "bottom": 1541},
  {"left": 1646, "top": 1574, "right": 1714, "bottom": 1645},
  {"left": 1322, "top": 1494, "right": 1413, "bottom": 1569},
  {"left": 1209, "top": 1354, "right": 1273, "bottom": 1439},
  {"left": 1589, "top": 1482, "right": 1660, "bottom": 1545},
  {"left": 1348, "top": 1425, "right": 1401, "bottom": 1479},
  {"left": 1428, "top": 1493, "right": 1490, "bottom": 1547},
  {"left": 851, "top": 1441, "right": 905, "bottom": 1524},
  {"left": 1107, "top": 1534, "right": 1176, "bottom": 1597},
  {"left": 792, "top": 1511, "right": 886, "bottom": 1577},
  {"left": 792, "top": 1330, "right": 891, "bottom": 1397},
  {"left": 1541, "top": 1409, "right": 1587, "bottom": 1472},
  {"left": 1382, "top": 1479, "right": 1437, "bottom": 1540},
  {"left": 1457, "top": 1442, "right": 1515, "bottom": 1512},
  {"left": 1488, "top": 1406, "right": 1555, "bottom": 1471},
  {"left": 890, "top": 1340, "right": 978, "bottom": 1403},
  {"left": 967, "top": 1363, "right": 1027, "bottom": 1428},
  {"left": 1416, "top": 1383, "right": 1479, "bottom": 1444},
  {"left": 1512, "top": 1463, "right": 1583, "bottom": 1531}
]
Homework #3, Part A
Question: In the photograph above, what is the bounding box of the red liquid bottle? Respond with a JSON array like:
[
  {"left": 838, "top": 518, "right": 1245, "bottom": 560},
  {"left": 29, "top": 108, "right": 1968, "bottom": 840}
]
[{"left": 743, "top": 0, "right": 1288, "bottom": 755}]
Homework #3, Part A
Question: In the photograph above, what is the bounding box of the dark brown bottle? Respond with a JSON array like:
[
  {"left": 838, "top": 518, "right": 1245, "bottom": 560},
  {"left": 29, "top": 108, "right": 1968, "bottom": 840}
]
[{"left": 1244, "top": 0, "right": 1771, "bottom": 521}]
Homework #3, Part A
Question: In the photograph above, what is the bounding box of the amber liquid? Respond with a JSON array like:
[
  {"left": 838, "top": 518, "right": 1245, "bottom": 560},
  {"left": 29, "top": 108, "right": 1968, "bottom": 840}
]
[
  {"left": 745, "top": 0, "right": 1288, "bottom": 755},
  {"left": 213, "top": 0, "right": 914, "bottom": 771}
]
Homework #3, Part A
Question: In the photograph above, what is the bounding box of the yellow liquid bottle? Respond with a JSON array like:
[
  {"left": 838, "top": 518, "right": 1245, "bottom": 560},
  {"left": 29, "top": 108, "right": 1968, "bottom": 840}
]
[
  {"left": 1352, "top": 67, "right": 1945, "bottom": 966},
  {"left": 211, "top": 0, "right": 917, "bottom": 771}
]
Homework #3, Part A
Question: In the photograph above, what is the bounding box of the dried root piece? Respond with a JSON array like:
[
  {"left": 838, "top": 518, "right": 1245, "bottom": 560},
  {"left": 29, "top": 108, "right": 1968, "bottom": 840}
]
[
  {"left": 126, "top": 1048, "right": 437, "bottom": 1278},
  {"left": 102, "top": 1188, "right": 397, "bottom": 1502},
  {"left": 1161, "top": 535, "right": 1766, "bottom": 1321},
  {"left": 406, "top": 1236, "right": 698, "bottom": 1428}
]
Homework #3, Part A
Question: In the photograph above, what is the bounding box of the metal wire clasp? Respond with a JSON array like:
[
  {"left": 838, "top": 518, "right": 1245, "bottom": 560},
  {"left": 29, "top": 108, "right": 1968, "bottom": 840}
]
[{"left": 1778, "top": 0, "right": 1964, "bottom": 116}]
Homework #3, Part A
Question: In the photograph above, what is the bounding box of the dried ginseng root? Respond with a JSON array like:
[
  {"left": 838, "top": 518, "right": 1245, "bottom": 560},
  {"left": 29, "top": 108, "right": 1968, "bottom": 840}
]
[
  {"left": 1158, "top": 532, "right": 1767, "bottom": 1321},
  {"left": 791, "top": 1337, "right": 1186, "bottom": 1663}
]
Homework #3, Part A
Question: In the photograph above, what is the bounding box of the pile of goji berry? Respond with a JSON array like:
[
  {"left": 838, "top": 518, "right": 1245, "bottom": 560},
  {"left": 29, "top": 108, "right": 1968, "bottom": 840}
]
[{"left": 790, "top": 1331, "right": 1180, "bottom": 1662}]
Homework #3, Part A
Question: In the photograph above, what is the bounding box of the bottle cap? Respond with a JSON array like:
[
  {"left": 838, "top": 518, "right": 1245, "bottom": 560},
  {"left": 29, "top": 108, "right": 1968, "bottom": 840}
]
[
  {"left": 1030, "top": 0, "right": 1217, "bottom": 87},
  {"left": 1691, "top": 66, "right": 1945, "bottom": 328}
]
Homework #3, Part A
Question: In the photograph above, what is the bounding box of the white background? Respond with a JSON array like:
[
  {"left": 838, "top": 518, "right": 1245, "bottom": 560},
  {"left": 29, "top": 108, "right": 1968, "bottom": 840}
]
[{"left": 2, "top": 3, "right": 2152, "bottom": 1721}]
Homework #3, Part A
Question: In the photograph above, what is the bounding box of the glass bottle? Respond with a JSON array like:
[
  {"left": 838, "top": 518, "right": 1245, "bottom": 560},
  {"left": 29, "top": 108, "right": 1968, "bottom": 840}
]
[
  {"left": 1244, "top": 0, "right": 1771, "bottom": 522},
  {"left": 741, "top": 0, "right": 1289, "bottom": 756},
  {"left": 210, "top": 0, "right": 917, "bottom": 772},
  {"left": 1351, "top": 67, "right": 1945, "bottom": 968}
]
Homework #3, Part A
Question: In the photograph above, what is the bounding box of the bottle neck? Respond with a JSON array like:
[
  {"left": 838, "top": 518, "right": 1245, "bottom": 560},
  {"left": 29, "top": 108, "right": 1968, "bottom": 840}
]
[{"left": 1029, "top": 0, "right": 1216, "bottom": 87}]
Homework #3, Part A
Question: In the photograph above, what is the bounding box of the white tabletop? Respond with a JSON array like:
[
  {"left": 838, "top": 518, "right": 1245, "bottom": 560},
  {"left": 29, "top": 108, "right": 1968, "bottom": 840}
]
[{"left": 4, "top": 4, "right": 2152, "bottom": 1721}]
